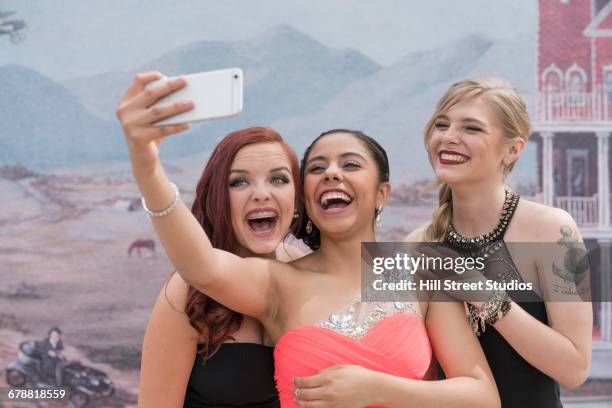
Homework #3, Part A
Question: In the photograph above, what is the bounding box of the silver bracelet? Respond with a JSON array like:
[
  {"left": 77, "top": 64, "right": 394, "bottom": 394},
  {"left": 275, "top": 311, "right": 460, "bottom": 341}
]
[{"left": 141, "top": 182, "right": 180, "bottom": 217}]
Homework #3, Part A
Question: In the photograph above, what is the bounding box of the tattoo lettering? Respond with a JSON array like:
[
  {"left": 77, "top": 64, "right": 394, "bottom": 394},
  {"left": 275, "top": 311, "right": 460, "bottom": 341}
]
[{"left": 552, "top": 282, "right": 578, "bottom": 296}]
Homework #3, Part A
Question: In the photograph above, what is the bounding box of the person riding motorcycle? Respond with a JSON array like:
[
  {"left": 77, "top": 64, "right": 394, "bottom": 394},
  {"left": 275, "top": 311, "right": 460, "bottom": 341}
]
[{"left": 37, "top": 327, "right": 66, "bottom": 386}]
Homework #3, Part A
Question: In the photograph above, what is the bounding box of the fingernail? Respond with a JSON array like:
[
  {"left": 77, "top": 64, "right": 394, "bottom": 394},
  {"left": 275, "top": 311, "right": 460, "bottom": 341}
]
[{"left": 292, "top": 377, "right": 299, "bottom": 385}]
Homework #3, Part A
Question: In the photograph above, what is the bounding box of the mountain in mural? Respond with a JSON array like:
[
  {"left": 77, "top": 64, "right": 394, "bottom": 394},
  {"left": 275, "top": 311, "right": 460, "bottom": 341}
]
[
  {"left": 0, "top": 64, "right": 125, "bottom": 169},
  {"left": 1, "top": 25, "right": 379, "bottom": 168}
]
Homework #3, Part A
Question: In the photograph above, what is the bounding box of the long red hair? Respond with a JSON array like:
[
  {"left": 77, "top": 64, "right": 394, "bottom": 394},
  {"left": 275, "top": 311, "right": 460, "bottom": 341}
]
[{"left": 184, "top": 127, "right": 302, "bottom": 362}]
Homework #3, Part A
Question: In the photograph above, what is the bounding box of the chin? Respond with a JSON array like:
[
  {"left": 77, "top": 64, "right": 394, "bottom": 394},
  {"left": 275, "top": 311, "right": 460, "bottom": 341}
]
[
  {"left": 435, "top": 169, "right": 467, "bottom": 185},
  {"left": 247, "top": 241, "right": 279, "bottom": 255}
]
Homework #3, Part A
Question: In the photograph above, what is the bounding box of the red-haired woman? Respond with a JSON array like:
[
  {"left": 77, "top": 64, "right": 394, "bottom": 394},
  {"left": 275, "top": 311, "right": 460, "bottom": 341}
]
[{"left": 117, "top": 73, "right": 303, "bottom": 407}]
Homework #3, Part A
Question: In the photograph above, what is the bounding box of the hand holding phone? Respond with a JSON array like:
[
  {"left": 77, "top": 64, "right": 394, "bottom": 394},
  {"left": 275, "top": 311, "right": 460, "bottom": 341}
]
[{"left": 145, "top": 68, "right": 243, "bottom": 126}]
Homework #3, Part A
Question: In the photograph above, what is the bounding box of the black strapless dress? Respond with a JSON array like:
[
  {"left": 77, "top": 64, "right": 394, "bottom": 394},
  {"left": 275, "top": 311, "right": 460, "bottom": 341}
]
[{"left": 184, "top": 343, "right": 279, "bottom": 408}]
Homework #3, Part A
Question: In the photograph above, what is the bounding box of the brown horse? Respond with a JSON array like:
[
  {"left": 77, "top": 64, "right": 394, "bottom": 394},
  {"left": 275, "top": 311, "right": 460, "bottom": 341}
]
[{"left": 128, "top": 239, "right": 156, "bottom": 257}]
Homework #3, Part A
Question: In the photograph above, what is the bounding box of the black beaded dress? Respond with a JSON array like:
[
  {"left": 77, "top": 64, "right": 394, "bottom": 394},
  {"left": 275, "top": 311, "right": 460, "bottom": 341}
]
[{"left": 444, "top": 192, "right": 562, "bottom": 408}]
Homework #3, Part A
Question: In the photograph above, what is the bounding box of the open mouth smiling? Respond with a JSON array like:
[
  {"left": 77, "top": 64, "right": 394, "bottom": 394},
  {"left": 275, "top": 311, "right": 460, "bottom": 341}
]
[
  {"left": 245, "top": 208, "right": 278, "bottom": 235},
  {"left": 318, "top": 189, "right": 354, "bottom": 212},
  {"left": 438, "top": 150, "right": 470, "bottom": 165}
]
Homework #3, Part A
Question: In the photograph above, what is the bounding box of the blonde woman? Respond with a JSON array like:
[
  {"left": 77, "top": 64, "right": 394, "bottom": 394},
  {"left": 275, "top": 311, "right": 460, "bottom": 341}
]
[{"left": 407, "top": 78, "right": 592, "bottom": 408}]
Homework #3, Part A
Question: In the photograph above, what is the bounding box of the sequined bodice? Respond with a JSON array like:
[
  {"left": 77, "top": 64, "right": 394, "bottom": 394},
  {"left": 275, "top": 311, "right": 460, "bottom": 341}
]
[{"left": 314, "top": 298, "right": 421, "bottom": 339}]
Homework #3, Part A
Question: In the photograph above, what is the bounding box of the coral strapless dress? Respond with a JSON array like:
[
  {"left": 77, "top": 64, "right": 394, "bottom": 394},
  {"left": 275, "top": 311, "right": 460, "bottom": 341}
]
[{"left": 274, "top": 300, "right": 432, "bottom": 407}]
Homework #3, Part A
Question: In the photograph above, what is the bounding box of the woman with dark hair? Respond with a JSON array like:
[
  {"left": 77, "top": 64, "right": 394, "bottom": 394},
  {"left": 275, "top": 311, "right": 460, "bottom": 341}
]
[
  {"left": 407, "top": 78, "right": 592, "bottom": 407},
  {"left": 121, "top": 69, "right": 500, "bottom": 406},
  {"left": 117, "top": 73, "right": 303, "bottom": 407}
]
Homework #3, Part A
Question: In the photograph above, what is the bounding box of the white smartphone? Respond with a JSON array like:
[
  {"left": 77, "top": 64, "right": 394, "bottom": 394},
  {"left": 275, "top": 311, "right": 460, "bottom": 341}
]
[{"left": 146, "top": 68, "right": 243, "bottom": 126}]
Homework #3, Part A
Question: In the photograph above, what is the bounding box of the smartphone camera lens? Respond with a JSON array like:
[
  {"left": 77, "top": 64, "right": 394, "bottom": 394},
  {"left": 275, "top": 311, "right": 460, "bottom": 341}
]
[{"left": 234, "top": 74, "right": 239, "bottom": 79}]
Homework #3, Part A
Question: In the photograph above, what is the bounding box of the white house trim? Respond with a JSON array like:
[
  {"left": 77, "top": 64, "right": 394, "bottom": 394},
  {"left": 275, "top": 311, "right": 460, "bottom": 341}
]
[
  {"left": 565, "top": 62, "right": 589, "bottom": 84},
  {"left": 566, "top": 63, "right": 589, "bottom": 106},
  {"left": 542, "top": 63, "right": 564, "bottom": 90},
  {"left": 584, "top": 0, "right": 612, "bottom": 37}
]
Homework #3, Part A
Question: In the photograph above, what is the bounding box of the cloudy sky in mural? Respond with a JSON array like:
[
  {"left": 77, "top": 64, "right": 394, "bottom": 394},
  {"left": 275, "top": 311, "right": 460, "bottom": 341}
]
[{"left": 2, "top": 0, "right": 535, "bottom": 79}]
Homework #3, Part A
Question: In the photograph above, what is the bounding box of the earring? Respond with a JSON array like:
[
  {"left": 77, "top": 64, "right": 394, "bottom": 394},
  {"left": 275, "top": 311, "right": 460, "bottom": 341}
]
[
  {"left": 306, "top": 220, "right": 313, "bottom": 234},
  {"left": 375, "top": 206, "right": 382, "bottom": 229},
  {"left": 293, "top": 210, "right": 299, "bottom": 219}
]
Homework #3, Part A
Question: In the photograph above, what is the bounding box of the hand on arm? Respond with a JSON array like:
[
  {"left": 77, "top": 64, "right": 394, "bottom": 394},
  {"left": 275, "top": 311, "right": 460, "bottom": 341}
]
[{"left": 293, "top": 365, "right": 380, "bottom": 408}]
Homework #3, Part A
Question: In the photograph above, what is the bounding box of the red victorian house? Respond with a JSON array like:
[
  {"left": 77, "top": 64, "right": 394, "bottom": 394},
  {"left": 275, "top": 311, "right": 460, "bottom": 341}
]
[{"left": 533, "top": 0, "right": 612, "bottom": 351}]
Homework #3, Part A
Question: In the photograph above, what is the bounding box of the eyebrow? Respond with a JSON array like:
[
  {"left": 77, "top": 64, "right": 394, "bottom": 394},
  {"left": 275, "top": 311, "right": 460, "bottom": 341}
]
[
  {"left": 437, "top": 114, "right": 488, "bottom": 128},
  {"left": 229, "top": 166, "right": 292, "bottom": 174},
  {"left": 306, "top": 152, "right": 368, "bottom": 165},
  {"left": 463, "top": 118, "right": 488, "bottom": 128}
]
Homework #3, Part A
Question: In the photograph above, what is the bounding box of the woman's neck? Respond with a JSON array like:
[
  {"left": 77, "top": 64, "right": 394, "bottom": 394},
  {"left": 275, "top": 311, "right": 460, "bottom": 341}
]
[
  {"left": 317, "top": 228, "right": 375, "bottom": 281},
  {"left": 450, "top": 182, "right": 507, "bottom": 238}
]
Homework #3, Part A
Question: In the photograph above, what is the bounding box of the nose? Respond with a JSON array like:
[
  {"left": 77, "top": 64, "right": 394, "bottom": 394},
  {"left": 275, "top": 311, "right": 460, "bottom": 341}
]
[
  {"left": 251, "top": 183, "right": 271, "bottom": 202},
  {"left": 323, "top": 162, "right": 343, "bottom": 182},
  {"left": 440, "top": 124, "right": 461, "bottom": 144}
]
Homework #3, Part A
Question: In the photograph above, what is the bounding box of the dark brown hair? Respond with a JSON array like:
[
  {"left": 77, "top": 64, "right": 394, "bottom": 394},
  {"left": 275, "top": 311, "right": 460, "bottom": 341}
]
[{"left": 296, "top": 129, "right": 389, "bottom": 250}]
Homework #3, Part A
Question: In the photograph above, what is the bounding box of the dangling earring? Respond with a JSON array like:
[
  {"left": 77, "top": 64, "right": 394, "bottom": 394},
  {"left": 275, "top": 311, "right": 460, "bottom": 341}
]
[
  {"left": 375, "top": 206, "right": 382, "bottom": 229},
  {"left": 306, "top": 219, "right": 313, "bottom": 234}
]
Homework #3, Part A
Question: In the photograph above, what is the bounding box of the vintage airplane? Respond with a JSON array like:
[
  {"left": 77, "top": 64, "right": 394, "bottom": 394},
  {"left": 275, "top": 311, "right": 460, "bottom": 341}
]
[{"left": 0, "top": 10, "right": 26, "bottom": 43}]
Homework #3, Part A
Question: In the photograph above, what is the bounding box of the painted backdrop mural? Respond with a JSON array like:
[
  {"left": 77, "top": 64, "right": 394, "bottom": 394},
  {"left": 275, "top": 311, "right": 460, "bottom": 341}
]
[{"left": 1, "top": 1, "right": 610, "bottom": 407}]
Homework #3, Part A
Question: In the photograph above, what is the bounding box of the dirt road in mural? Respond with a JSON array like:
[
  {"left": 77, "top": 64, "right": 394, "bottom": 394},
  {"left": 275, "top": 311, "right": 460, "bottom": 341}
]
[{"left": 0, "top": 161, "right": 196, "bottom": 407}]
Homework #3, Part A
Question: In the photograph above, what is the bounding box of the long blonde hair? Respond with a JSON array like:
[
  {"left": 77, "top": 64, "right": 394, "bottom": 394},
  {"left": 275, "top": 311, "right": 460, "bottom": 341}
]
[{"left": 423, "top": 78, "right": 532, "bottom": 241}]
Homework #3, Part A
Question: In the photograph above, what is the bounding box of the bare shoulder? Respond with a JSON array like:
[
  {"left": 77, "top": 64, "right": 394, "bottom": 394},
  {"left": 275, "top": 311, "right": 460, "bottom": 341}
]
[
  {"left": 513, "top": 199, "right": 580, "bottom": 242},
  {"left": 275, "top": 241, "right": 309, "bottom": 262},
  {"left": 162, "top": 271, "right": 191, "bottom": 312},
  {"left": 404, "top": 223, "right": 430, "bottom": 242},
  {"left": 144, "top": 272, "right": 197, "bottom": 346}
]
